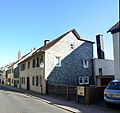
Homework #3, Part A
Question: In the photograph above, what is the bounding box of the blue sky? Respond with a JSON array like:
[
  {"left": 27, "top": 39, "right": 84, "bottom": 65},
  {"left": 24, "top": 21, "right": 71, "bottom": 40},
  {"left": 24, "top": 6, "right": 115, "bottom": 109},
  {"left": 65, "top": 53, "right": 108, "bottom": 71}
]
[{"left": 0, "top": 0, "right": 119, "bottom": 67}]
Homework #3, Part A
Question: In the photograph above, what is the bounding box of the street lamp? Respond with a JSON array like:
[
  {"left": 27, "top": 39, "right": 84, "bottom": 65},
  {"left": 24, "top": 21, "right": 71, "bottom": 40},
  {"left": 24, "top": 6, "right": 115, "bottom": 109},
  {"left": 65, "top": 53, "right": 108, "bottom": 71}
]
[{"left": 40, "top": 62, "right": 44, "bottom": 69}]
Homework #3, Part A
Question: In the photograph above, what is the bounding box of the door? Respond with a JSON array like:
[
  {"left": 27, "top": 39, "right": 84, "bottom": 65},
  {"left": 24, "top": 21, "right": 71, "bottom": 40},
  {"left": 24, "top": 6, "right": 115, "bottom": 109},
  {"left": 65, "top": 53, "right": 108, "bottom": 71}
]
[{"left": 27, "top": 77, "right": 30, "bottom": 90}]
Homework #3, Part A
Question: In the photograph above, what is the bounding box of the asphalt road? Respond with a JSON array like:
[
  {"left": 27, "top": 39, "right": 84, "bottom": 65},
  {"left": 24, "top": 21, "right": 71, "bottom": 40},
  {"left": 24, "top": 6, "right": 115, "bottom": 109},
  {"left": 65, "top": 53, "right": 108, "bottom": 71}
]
[{"left": 0, "top": 85, "right": 70, "bottom": 113}]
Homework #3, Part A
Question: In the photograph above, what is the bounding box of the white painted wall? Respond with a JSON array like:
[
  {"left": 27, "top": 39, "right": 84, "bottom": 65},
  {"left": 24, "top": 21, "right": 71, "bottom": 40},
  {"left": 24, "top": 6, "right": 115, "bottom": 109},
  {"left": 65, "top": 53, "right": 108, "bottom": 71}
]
[
  {"left": 93, "top": 58, "right": 114, "bottom": 76},
  {"left": 112, "top": 32, "right": 120, "bottom": 80}
]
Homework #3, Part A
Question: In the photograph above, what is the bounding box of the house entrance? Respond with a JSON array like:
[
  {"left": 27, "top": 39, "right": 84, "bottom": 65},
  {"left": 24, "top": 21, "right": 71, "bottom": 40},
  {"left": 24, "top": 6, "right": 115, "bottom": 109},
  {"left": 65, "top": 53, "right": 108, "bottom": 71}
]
[{"left": 27, "top": 77, "right": 30, "bottom": 90}]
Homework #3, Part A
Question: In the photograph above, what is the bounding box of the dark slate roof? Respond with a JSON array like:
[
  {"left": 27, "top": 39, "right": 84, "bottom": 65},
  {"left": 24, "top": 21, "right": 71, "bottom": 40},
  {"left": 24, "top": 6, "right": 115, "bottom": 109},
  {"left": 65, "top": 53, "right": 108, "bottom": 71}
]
[
  {"left": 107, "top": 21, "right": 120, "bottom": 34},
  {"left": 20, "top": 29, "right": 94, "bottom": 63},
  {"left": 33, "top": 29, "right": 94, "bottom": 55}
]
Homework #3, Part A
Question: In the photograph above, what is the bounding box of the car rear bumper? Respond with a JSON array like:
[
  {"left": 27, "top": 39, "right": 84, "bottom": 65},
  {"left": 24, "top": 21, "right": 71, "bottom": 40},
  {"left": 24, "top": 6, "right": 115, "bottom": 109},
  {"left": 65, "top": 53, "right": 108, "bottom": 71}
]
[{"left": 104, "top": 97, "right": 120, "bottom": 105}]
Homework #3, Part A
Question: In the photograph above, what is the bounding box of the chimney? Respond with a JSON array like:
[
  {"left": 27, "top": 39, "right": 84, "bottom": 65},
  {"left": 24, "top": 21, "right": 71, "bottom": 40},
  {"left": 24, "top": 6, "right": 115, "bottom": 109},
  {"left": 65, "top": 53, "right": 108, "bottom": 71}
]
[
  {"left": 18, "top": 51, "right": 22, "bottom": 60},
  {"left": 96, "top": 34, "right": 105, "bottom": 59},
  {"left": 44, "top": 40, "right": 49, "bottom": 45}
]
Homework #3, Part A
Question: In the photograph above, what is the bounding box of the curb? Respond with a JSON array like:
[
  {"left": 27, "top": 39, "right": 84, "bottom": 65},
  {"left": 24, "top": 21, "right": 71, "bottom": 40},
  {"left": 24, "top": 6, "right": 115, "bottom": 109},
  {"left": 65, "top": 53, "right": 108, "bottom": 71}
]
[
  {"left": 0, "top": 84, "right": 79, "bottom": 113},
  {"left": 24, "top": 93, "right": 79, "bottom": 113}
]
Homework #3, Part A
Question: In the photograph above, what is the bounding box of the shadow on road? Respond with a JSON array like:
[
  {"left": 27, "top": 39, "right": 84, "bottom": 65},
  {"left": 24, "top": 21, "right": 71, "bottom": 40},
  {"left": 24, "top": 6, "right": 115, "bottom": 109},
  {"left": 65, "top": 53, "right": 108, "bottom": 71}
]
[{"left": 0, "top": 84, "right": 120, "bottom": 113}]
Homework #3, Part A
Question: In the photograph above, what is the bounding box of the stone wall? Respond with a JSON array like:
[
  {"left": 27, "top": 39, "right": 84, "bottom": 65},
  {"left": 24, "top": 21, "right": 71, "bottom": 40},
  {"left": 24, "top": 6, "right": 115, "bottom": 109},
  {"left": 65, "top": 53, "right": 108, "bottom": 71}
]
[{"left": 47, "top": 42, "right": 94, "bottom": 86}]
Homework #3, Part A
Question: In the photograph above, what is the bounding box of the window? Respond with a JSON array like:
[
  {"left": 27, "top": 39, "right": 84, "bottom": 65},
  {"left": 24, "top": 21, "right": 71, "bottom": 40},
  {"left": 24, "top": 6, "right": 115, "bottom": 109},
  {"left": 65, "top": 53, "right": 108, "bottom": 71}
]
[
  {"left": 32, "top": 59, "right": 36, "bottom": 68},
  {"left": 83, "top": 60, "right": 89, "bottom": 68},
  {"left": 107, "top": 82, "right": 120, "bottom": 90},
  {"left": 21, "top": 63, "right": 26, "bottom": 71},
  {"left": 78, "top": 76, "right": 89, "bottom": 85},
  {"left": 70, "top": 43, "right": 75, "bottom": 49},
  {"left": 84, "top": 76, "right": 89, "bottom": 84},
  {"left": 22, "top": 77, "right": 23, "bottom": 84},
  {"left": 32, "top": 75, "right": 41, "bottom": 86},
  {"left": 32, "top": 76, "right": 34, "bottom": 85},
  {"left": 55, "top": 56, "right": 61, "bottom": 67},
  {"left": 28, "top": 62, "right": 30, "bottom": 69},
  {"left": 99, "top": 68, "right": 102, "bottom": 75},
  {"left": 78, "top": 76, "right": 84, "bottom": 85},
  {"left": 36, "top": 76, "right": 38, "bottom": 86},
  {"left": 40, "top": 55, "right": 43, "bottom": 63},
  {"left": 7, "top": 69, "right": 11, "bottom": 74},
  {"left": 36, "top": 57, "right": 40, "bottom": 67}
]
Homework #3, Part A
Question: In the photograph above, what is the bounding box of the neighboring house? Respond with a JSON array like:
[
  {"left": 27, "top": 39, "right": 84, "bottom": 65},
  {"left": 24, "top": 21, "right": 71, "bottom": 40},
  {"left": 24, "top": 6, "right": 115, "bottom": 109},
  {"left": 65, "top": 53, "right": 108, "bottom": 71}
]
[
  {"left": 7, "top": 50, "right": 36, "bottom": 87},
  {"left": 2, "top": 65, "right": 9, "bottom": 84},
  {"left": 107, "top": 21, "right": 120, "bottom": 80},
  {"left": 93, "top": 58, "right": 114, "bottom": 86},
  {"left": 7, "top": 63, "right": 14, "bottom": 86},
  {"left": 93, "top": 34, "right": 114, "bottom": 86},
  {"left": 19, "top": 29, "right": 94, "bottom": 94},
  {"left": 0, "top": 69, "right": 3, "bottom": 84}
]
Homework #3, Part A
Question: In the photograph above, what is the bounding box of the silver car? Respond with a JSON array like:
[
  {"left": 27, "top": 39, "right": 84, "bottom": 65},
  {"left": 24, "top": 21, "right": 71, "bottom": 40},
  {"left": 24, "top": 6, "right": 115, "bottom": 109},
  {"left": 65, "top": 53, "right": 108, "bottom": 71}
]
[{"left": 104, "top": 80, "right": 120, "bottom": 105}]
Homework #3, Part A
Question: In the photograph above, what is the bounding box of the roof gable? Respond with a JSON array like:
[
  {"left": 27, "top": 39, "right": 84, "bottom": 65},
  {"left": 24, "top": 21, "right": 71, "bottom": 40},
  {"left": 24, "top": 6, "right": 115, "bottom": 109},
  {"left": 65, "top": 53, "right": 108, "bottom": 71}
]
[
  {"left": 19, "top": 29, "right": 94, "bottom": 63},
  {"left": 33, "top": 29, "right": 94, "bottom": 55},
  {"left": 107, "top": 21, "right": 120, "bottom": 34}
]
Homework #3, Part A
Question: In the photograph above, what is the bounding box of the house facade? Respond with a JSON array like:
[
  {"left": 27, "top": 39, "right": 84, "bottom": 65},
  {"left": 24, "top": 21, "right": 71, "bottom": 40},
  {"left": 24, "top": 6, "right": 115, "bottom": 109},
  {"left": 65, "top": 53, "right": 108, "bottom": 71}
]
[
  {"left": 19, "top": 29, "right": 94, "bottom": 94},
  {"left": 107, "top": 21, "right": 120, "bottom": 80},
  {"left": 0, "top": 69, "right": 3, "bottom": 84},
  {"left": 2, "top": 66, "right": 8, "bottom": 84},
  {"left": 7, "top": 64, "right": 14, "bottom": 86},
  {"left": 93, "top": 58, "right": 114, "bottom": 86}
]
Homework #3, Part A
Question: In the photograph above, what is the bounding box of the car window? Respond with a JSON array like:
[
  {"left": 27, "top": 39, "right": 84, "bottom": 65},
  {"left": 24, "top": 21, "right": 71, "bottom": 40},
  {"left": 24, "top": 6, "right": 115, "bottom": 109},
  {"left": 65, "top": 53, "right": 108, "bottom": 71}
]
[{"left": 107, "top": 82, "right": 120, "bottom": 90}]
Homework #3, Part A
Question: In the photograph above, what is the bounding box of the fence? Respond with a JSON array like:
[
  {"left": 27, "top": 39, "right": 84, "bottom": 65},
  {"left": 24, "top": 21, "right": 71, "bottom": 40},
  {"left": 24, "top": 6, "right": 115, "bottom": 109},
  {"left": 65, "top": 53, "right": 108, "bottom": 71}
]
[
  {"left": 47, "top": 83, "right": 106, "bottom": 105},
  {"left": 84, "top": 86, "right": 106, "bottom": 104},
  {"left": 47, "top": 84, "right": 76, "bottom": 101}
]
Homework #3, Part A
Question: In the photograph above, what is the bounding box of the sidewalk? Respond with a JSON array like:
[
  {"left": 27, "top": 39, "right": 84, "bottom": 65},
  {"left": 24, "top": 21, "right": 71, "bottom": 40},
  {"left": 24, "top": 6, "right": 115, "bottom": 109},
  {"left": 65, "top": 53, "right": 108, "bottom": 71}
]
[{"left": 0, "top": 84, "right": 119, "bottom": 113}]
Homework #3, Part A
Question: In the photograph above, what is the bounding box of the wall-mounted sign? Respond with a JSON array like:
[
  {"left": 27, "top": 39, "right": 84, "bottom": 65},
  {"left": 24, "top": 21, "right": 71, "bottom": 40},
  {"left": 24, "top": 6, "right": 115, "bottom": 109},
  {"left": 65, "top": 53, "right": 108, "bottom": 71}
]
[{"left": 77, "top": 86, "right": 85, "bottom": 96}]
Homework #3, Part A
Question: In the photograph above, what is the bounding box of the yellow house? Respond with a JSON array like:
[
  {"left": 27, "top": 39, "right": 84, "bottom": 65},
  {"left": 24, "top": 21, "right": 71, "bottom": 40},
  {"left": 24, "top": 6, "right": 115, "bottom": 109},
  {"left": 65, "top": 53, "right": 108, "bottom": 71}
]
[{"left": 19, "top": 51, "right": 45, "bottom": 94}]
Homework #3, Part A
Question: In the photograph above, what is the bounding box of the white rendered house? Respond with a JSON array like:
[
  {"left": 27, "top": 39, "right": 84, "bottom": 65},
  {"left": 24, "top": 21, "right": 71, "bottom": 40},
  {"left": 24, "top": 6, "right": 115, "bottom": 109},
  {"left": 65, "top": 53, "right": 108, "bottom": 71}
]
[{"left": 107, "top": 21, "right": 120, "bottom": 80}]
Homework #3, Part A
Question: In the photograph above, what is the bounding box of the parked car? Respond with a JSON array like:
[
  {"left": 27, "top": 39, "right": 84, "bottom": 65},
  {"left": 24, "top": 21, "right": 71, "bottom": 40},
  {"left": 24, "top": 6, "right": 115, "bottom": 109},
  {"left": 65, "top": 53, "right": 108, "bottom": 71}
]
[{"left": 104, "top": 80, "right": 120, "bottom": 105}]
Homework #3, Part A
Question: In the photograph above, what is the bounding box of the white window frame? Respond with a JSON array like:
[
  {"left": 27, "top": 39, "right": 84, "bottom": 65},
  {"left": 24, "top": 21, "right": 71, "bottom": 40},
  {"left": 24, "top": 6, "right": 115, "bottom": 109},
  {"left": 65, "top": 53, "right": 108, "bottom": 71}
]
[
  {"left": 83, "top": 60, "right": 89, "bottom": 68},
  {"left": 55, "top": 56, "right": 61, "bottom": 67},
  {"left": 78, "top": 76, "right": 84, "bottom": 85},
  {"left": 84, "top": 76, "right": 89, "bottom": 84}
]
